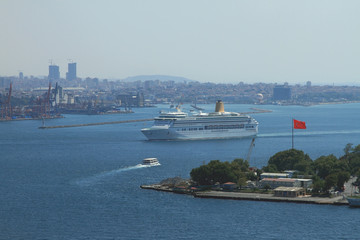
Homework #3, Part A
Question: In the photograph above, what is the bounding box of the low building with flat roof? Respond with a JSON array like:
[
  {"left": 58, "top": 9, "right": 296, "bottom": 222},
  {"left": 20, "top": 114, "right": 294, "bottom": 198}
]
[
  {"left": 296, "top": 179, "right": 313, "bottom": 188},
  {"left": 274, "top": 187, "right": 305, "bottom": 197},
  {"left": 260, "top": 173, "right": 289, "bottom": 179},
  {"left": 260, "top": 178, "right": 313, "bottom": 189},
  {"left": 261, "top": 178, "right": 296, "bottom": 188}
]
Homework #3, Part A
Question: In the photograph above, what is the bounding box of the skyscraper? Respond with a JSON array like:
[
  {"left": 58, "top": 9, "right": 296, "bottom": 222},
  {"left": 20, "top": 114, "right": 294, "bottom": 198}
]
[
  {"left": 273, "top": 85, "right": 291, "bottom": 101},
  {"left": 48, "top": 65, "right": 60, "bottom": 82},
  {"left": 66, "top": 62, "right": 77, "bottom": 81}
]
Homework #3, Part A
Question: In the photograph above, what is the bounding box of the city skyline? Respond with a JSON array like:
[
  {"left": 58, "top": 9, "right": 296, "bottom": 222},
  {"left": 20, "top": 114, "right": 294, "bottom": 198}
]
[{"left": 1, "top": 0, "right": 360, "bottom": 85}]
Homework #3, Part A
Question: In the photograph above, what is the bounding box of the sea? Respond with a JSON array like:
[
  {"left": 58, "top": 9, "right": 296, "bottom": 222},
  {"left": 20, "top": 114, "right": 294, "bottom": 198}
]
[{"left": 1, "top": 103, "right": 360, "bottom": 240}]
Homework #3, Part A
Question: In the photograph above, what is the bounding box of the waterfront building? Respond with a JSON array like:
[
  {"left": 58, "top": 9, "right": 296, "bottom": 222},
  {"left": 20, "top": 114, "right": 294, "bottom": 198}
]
[
  {"left": 274, "top": 187, "right": 305, "bottom": 197},
  {"left": 260, "top": 173, "right": 289, "bottom": 179},
  {"left": 260, "top": 178, "right": 296, "bottom": 189},
  {"left": 296, "top": 179, "right": 313, "bottom": 188},
  {"left": 117, "top": 92, "right": 144, "bottom": 107},
  {"left": 260, "top": 178, "right": 313, "bottom": 189},
  {"left": 273, "top": 85, "right": 291, "bottom": 101},
  {"left": 48, "top": 65, "right": 60, "bottom": 82},
  {"left": 66, "top": 62, "right": 77, "bottom": 81}
]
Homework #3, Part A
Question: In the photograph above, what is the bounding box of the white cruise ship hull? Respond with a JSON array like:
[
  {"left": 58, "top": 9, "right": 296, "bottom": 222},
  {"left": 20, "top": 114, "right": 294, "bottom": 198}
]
[
  {"left": 142, "top": 101, "right": 258, "bottom": 141},
  {"left": 141, "top": 126, "right": 258, "bottom": 140}
]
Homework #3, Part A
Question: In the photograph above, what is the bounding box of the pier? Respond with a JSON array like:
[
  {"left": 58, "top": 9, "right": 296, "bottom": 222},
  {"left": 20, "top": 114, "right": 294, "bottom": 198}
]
[
  {"left": 39, "top": 118, "right": 154, "bottom": 129},
  {"left": 194, "top": 191, "right": 348, "bottom": 206},
  {"left": 140, "top": 184, "right": 349, "bottom": 206}
]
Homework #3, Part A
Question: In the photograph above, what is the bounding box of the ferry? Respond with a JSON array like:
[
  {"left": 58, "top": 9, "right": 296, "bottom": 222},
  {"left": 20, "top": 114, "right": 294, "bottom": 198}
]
[
  {"left": 141, "top": 100, "right": 258, "bottom": 140},
  {"left": 142, "top": 158, "right": 160, "bottom": 166}
]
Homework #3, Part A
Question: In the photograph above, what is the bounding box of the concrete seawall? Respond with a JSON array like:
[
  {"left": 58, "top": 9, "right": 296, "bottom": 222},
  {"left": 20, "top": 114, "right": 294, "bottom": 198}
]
[
  {"left": 194, "top": 191, "right": 348, "bottom": 205},
  {"left": 140, "top": 185, "right": 349, "bottom": 206}
]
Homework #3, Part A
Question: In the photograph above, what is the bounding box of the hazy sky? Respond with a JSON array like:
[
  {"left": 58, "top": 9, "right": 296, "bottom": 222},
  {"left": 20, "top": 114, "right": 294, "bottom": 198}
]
[{"left": 1, "top": 0, "right": 360, "bottom": 85}]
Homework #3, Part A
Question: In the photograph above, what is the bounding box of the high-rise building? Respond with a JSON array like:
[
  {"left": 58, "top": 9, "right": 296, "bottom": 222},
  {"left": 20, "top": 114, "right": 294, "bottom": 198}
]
[
  {"left": 48, "top": 65, "right": 60, "bottom": 82},
  {"left": 66, "top": 62, "right": 77, "bottom": 81},
  {"left": 306, "top": 81, "right": 312, "bottom": 88},
  {"left": 273, "top": 85, "right": 291, "bottom": 101}
]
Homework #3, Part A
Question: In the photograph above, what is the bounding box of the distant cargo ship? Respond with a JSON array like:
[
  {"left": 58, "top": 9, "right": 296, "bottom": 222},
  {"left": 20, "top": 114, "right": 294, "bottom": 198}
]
[{"left": 141, "top": 100, "right": 258, "bottom": 140}]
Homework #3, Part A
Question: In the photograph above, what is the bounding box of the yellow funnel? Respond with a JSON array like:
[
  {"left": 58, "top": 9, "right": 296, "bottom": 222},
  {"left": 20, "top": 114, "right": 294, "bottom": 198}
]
[{"left": 215, "top": 100, "right": 224, "bottom": 112}]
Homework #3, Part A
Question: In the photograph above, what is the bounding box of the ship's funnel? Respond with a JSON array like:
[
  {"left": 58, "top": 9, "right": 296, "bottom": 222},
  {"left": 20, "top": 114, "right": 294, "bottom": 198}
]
[{"left": 215, "top": 100, "right": 225, "bottom": 113}]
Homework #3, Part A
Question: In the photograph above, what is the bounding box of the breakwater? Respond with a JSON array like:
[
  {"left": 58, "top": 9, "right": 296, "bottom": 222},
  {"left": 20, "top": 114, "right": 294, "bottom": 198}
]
[
  {"left": 39, "top": 118, "right": 154, "bottom": 129},
  {"left": 38, "top": 108, "right": 271, "bottom": 129},
  {"left": 246, "top": 108, "right": 273, "bottom": 114}
]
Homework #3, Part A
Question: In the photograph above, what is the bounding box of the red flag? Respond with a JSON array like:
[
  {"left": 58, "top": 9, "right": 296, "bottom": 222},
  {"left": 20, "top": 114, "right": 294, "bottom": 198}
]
[{"left": 293, "top": 119, "right": 306, "bottom": 129}]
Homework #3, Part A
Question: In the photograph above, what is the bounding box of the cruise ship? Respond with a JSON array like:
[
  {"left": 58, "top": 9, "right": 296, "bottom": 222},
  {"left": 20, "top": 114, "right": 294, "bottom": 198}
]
[{"left": 141, "top": 100, "right": 258, "bottom": 140}]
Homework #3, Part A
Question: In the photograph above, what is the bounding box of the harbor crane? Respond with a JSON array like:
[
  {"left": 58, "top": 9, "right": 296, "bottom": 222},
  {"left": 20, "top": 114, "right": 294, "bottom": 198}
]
[
  {"left": 45, "top": 83, "right": 51, "bottom": 117},
  {"left": 1, "top": 83, "right": 13, "bottom": 120},
  {"left": 246, "top": 137, "right": 256, "bottom": 163}
]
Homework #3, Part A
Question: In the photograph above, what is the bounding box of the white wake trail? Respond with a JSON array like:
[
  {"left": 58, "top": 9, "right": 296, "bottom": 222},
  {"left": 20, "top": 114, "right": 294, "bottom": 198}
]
[
  {"left": 258, "top": 129, "right": 360, "bottom": 138},
  {"left": 75, "top": 164, "right": 159, "bottom": 187}
]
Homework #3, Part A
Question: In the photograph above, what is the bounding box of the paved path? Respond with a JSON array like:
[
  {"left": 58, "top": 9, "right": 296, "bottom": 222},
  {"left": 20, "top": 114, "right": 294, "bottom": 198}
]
[{"left": 194, "top": 191, "right": 347, "bottom": 205}]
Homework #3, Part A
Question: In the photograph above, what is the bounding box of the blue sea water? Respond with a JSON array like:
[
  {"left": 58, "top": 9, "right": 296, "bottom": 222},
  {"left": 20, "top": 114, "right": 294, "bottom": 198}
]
[{"left": 1, "top": 103, "right": 360, "bottom": 239}]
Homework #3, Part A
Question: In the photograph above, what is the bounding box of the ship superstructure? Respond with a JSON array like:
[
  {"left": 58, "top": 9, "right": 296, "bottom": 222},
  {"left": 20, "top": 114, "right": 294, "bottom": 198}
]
[{"left": 141, "top": 100, "right": 258, "bottom": 140}]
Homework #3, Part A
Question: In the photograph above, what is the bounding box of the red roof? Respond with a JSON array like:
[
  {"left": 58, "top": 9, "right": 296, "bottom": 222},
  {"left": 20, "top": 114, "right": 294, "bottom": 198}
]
[{"left": 223, "top": 182, "right": 236, "bottom": 185}]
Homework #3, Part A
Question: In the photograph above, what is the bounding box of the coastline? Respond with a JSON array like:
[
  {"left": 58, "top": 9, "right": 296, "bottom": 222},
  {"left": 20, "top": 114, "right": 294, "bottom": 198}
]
[{"left": 140, "top": 184, "right": 349, "bottom": 206}]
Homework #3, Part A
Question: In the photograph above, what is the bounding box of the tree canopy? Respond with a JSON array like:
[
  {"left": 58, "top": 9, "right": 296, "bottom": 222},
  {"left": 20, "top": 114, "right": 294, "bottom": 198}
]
[
  {"left": 262, "top": 144, "right": 360, "bottom": 192},
  {"left": 190, "top": 159, "right": 251, "bottom": 185},
  {"left": 265, "top": 149, "right": 312, "bottom": 173},
  {"left": 190, "top": 143, "right": 360, "bottom": 193}
]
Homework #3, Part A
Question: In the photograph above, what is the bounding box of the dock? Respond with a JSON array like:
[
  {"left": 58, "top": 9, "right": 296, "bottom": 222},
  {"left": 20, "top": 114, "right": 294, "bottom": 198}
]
[
  {"left": 140, "top": 184, "right": 349, "bottom": 206},
  {"left": 39, "top": 118, "right": 154, "bottom": 129},
  {"left": 194, "top": 191, "right": 348, "bottom": 206}
]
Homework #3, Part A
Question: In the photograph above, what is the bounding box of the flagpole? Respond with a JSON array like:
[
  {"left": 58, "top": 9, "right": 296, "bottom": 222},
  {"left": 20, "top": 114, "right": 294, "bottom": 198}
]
[{"left": 292, "top": 118, "right": 294, "bottom": 149}]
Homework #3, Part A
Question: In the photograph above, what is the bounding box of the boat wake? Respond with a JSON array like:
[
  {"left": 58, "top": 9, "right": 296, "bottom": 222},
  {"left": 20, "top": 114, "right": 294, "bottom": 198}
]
[
  {"left": 74, "top": 164, "right": 160, "bottom": 187},
  {"left": 258, "top": 129, "right": 360, "bottom": 138}
]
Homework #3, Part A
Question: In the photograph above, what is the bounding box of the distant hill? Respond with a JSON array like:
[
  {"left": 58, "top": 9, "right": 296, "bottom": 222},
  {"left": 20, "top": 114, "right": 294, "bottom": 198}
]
[{"left": 121, "top": 75, "right": 196, "bottom": 83}]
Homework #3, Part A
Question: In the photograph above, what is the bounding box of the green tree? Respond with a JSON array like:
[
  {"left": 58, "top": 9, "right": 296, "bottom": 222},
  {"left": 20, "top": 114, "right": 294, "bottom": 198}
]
[
  {"left": 190, "top": 160, "right": 237, "bottom": 185},
  {"left": 263, "top": 184, "right": 271, "bottom": 192},
  {"left": 231, "top": 158, "right": 249, "bottom": 172},
  {"left": 266, "top": 149, "right": 312, "bottom": 172},
  {"left": 324, "top": 173, "right": 338, "bottom": 191},
  {"left": 336, "top": 171, "right": 350, "bottom": 190},
  {"left": 341, "top": 144, "right": 360, "bottom": 175},
  {"left": 312, "top": 155, "right": 338, "bottom": 179},
  {"left": 190, "top": 165, "right": 211, "bottom": 185},
  {"left": 312, "top": 176, "right": 325, "bottom": 193},
  {"left": 344, "top": 143, "right": 353, "bottom": 156},
  {"left": 353, "top": 144, "right": 360, "bottom": 154},
  {"left": 237, "top": 172, "right": 247, "bottom": 190},
  {"left": 246, "top": 171, "right": 257, "bottom": 181},
  {"left": 230, "top": 158, "right": 249, "bottom": 181},
  {"left": 262, "top": 164, "right": 278, "bottom": 173},
  {"left": 208, "top": 160, "right": 236, "bottom": 184},
  {"left": 348, "top": 155, "right": 360, "bottom": 175}
]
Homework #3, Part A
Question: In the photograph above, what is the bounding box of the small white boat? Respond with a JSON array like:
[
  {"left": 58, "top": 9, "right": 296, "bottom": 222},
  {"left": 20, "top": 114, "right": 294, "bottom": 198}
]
[{"left": 142, "top": 158, "right": 160, "bottom": 166}]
